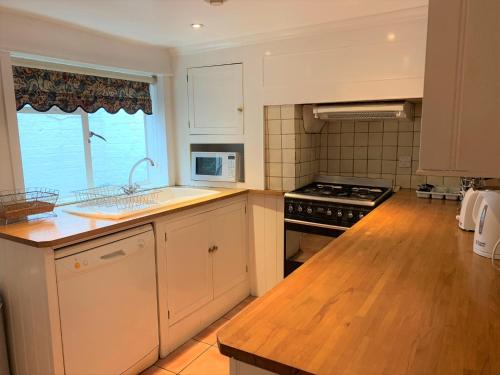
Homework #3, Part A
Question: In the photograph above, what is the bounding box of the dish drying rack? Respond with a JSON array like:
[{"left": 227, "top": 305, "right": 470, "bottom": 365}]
[
  {"left": 73, "top": 185, "right": 159, "bottom": 209},
  {"left": 0, "top": 188, "right": 59, "bottom": 224}
]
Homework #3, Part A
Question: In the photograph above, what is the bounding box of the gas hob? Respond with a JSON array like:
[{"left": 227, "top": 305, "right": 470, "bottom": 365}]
[{"left": 284, "top": 176, "right": 393, "bottom": 230}]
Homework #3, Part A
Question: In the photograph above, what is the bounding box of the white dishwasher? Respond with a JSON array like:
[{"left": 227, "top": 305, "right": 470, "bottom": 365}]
[{"left": 55, "top": 225, "right": 158, "bottom": 375}]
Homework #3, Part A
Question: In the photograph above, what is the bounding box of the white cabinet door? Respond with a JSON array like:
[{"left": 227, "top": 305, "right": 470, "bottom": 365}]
[
  {"left": 164, "top": 214, "right": 213, "bottom": 324},
  {"left": 420, "top": 0, "right": 500, "bottom": 177},
  {"left": 211, "top": 201, "right": 248, "bottom": 297},
  {"left": 187, "top": 64, "right": 243, "bottom": 135}
]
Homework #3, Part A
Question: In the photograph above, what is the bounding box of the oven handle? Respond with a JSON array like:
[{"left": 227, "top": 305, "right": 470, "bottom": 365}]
[{"left": 284, "top": 218, "right": 348, "bottom": 231}]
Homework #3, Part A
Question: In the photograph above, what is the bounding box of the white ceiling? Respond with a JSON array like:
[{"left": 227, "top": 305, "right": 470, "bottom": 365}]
[{"left": 0, "top": 0, "right": 428, "bottom": 49}]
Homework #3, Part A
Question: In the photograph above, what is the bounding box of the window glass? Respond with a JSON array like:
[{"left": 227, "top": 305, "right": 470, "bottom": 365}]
[
  {"left": 16, "top": 106, "right": 150, "bottom": 203},
  {"left": 88, "top": 109, "right": 147, "bottom": 187},
  {"left": 17, "top": 109, "right": 87, "bottom": 199}
]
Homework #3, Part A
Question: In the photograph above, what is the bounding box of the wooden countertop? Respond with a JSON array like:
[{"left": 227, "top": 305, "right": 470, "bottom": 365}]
[
  {"left": 0, "top": 188, "right": 248, "bottom": 248},
  {"left": 218, "top": 191, "right": 500, "bottom": 375}
]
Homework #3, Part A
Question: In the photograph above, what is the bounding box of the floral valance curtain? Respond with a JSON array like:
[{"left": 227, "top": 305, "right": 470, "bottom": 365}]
[{"left": 12, "top": 66, "right": 153, "bottom": 115}]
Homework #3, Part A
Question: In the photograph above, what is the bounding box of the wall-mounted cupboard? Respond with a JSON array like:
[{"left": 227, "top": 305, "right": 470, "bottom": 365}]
[
  {"left": 419, "top": 0, "right": 500, "bottom": 177},
  {"left": 187, "top": 63, "right": 244, "bottom": 135}
]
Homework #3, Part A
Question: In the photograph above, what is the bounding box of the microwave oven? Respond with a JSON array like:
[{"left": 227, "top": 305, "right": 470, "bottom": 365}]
[{"left": 191, "top": 152, "right": 240, "bottom": 182}]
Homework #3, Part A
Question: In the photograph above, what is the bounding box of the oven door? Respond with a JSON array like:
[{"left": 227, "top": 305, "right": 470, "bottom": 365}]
[{"left": 284, "top": 219, "right": 346, "bottom": 277}]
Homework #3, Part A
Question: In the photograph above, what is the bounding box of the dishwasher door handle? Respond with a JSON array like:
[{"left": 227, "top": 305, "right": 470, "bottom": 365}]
[{"left": 100, "top": 249, "right": 126, "bottom": 260}]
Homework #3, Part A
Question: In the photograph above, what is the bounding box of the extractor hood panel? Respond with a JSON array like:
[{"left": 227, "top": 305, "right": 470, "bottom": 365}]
[{"left": 313, "top": 101, "right": 414, "bottom": 121}]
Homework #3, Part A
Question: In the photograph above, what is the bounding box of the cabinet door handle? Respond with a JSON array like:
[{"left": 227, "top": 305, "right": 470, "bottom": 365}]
[
  {"left": 208, "top": 246, "right": 214, "bottom": 253},
  {"left": 213, "top": 245, "right": 218, "bottom": 251},
  {"left": 237, "top": 107, "right": 243, "bottom": 112}
]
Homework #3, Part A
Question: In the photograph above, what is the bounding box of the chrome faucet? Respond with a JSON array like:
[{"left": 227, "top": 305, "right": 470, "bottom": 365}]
[{"left": 123, "top": 157, "right": 156, "bottom": 195}]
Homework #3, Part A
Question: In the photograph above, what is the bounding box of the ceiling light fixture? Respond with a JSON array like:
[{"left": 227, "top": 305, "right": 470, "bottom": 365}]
[
  {"left": 204, "top": 0, "right": 227, "bottom": 5},
  {"left": 191, "top": 23, "right": 204, "bottom": 29}
]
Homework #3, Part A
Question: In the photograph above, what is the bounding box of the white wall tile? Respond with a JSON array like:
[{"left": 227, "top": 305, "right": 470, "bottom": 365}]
[
  {"left": 341, "top": 147, "right": 354, "bottom": 159},
  {"left": 383, "top": 132, "right": 398, "bottom": 146},
  {"left": 268, "top": 134, "right": 282, "bottom": 149},
  {"left": 369, "top": 121, "right": 383, "bottom": 132},
  {"left": 396, "top": 175, "right": 411, "bottom": 189},
  {"left": 267, "top": 105, "right": 281, "bottom": 120},
  {"left": 341, "top": 121, "right": 355, "bottom": 132},
  {"left": 280, "top": 105, "right": 295, "bottom": 119},
  {"left": 282, "top": 149, "right": 295, "bottom": 163},
  {"left": 398, "top": 132, "right": 413, "bottom": 147},
  {"left": 355, "top": 122, "right": 369, "bottom": 132},
  {"left": 328, "top": 134, "right": 341, "bottom": 147},
  {"left": 353, "top": 159, "right": 367, "bottom": 173},
  {"left": 269, "top": 162, "right": 282, "bottom": 177},
  {"left": 368, "top": 133, "right": 383, "bottom": 146},
  {"left": 281, "top": 119, "right": 295, "bottom": 134},
  {"left": 427, "top": 176, "right": 444, "bottom": 186},
  {"left": 328, "top": 147, "right": 341, "bottom": 159},
  {"left": 353, "top": 146, "right": 368, "bottom": 160},
  {"left": 398, "top": 121, "right": 413, "bottom": 132},
  {"left": 354, "top": 132, "right": 368, "bottom": 146},
  {"left": 384, "top": 120, "right": 398, "bottom": 132},
  {"left": 328, "top": 122, "right": 341, "bottom": 133},
  {"left": 367, "top": 146, "right": 383, "bottom": 160},
  {"left": 282, "top": 177, "right": 295, "bottom": 191},
  {"left": 382, "top": 146, "right": 397, "bottom": 160},
  {"left": 268, "top": 120, "right": 281, "bottom": 134},
  {"left": 340, "top": 159, "right": 353, "bottom": 173},
  {"left": 382, "top": 160, "right": 397, "bottom": 174},
  {"left": 340, "top": 132, "right": 354, "bottom": 146},
  {"left": 282, "top": 163, "right": 295, "bottom": 178},
  {"left": 281, "top": 134, "right": 296, "bottom": 149},
  {"left": 367, "top": 160, "right": 382, "bottom": 174}
]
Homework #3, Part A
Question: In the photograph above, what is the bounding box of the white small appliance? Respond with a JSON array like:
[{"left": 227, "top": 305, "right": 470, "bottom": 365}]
[
  {"left": 191, "top": 151, "right": 240, "bottom": 182},
  {"left": 472, "top": 191, "right": 500, "bottom": 259},
  {"left": 55, "top": 225, "right": 158, "bottom": 374},
  {"left": 458, "top": 188, "right": 480, "bottom": 231}
]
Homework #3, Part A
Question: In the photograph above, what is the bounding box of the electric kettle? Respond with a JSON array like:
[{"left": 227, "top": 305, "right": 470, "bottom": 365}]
[
  {"left": 472, "top": 190, "right": 500, "bottom": 259},
  {"left": 458, "top": 188, "right": 480, "bottom": 231}
]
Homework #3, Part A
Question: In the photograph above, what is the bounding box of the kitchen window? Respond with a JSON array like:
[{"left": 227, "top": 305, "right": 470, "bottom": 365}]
[
  {"left": 17, "top": 106, "right": 150, "bottom": 201},
  {"left": 11, "top": 64, "right": 168, "bottom": 202}
]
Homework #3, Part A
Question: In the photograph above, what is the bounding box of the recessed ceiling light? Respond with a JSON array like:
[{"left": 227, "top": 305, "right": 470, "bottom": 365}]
[
  {"left": 204, "top": 0, "right": 227, "bottom": 5},
  {"left": 191, "top": 23, "right": 204, "bottom": 29}
]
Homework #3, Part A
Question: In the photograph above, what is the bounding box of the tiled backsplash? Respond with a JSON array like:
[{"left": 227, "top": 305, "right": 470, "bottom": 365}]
[
  {"left": 265, "top": 103, "right": 460, "bottom": 191},
  {"left": 264, "top": 105, "right": 320, "bottom": 191}
]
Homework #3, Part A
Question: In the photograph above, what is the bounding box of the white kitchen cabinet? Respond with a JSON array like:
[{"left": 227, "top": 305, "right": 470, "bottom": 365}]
[
  {"left": 419, "top": 0, "right": 500, "bottom": 177},
  {"left": 164, "top": 214, "right": 213, "bottom": 324},
  {"left": 187, "top": 63, "right": 244, "bottom": 135},
  {"left": 212, "top": 202, "right": 248, "bottom": 297},
  {"left": 158, "top": 197, "right": 249, "bottom": 354}
]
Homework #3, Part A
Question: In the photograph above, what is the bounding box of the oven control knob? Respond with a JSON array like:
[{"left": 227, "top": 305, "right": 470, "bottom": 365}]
[
  {"left": 347, "top": 211, "right": 354, "bottom": 219},
  {"left": 288, "top": 204, "right": 294, "bottom": 213},
  {"left": 358, "top": 212, "right": 365, "bottom": 219},
  {"left": 337, "top": 210, "right": 343, "bottom": 218},
  {"left": 297, "top": 205, "right": 303, "bottom": 213},
  {"left": 326, "top": 209, "right": 332, "bottom": 216},
  {"left": 306, "top": 207, "right": 313, "bottom": 214}
]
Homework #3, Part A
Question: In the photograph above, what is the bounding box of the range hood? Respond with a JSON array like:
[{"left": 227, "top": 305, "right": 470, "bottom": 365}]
[{"left": 312, "top": 101, "right": 414, "bottom": 121}]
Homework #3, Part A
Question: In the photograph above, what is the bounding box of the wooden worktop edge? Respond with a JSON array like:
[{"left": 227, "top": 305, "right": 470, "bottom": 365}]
[
  {"left": 218, "top": 341, "right": 313, "bottom": 375},
  {"left": 0, "top": 189, "right": 249, "bottom": 248}
]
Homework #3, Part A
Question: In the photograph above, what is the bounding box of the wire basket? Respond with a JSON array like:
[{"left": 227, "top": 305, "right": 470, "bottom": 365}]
[
  {"left": 73, "top": 185, "right": 159, "bottom": 210},
  {"left": 0, "top": 188, "right": 59, "bottom": 224}
]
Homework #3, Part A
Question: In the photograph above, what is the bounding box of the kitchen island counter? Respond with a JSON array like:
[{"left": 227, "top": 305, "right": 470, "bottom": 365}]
[{"left": 218, "top": 190, "right": 500, "bottom": 374}]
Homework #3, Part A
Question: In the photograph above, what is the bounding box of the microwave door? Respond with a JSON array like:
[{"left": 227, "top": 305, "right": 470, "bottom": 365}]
[{"left": 196, "top": 157, "right": 223, "bottom": 177}]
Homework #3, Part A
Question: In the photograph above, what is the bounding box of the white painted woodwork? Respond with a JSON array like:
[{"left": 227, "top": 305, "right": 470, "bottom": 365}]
[
  {"left": 247, "top": 192, "right": 284, "bottom": 296},
  {"left": 164, "top": 214, "right": 213, "bottom": 325},
  {"left": 156, "top": 196, "right": 250, "bottom": 356},
  {"left": 173, "top": 8, "right": 427, "bottom": 188},
  {"left": 212, "top": 201, "right": 248, "bottom": 297},
  {"left": 187, "top": 64, "right": 243, "bottom": 135},
  {"left": 230, "top": 358, "right": 278, "bottom": 375},
  {"left": 419, "top": 0, "right": 500, "bottom": 177},
  {"left": 0, "top": 240, "right": 64, "bottom": 375}
]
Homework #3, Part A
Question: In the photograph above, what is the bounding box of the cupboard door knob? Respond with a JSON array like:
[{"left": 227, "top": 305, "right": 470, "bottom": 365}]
[
  {"left": 208, "top": 246, "right": 213, "bottom": 253},
  {"left": 237, "top": 107, "right": 243, "bottom": 112},
  {"left": 214, "top": 245, "right": 218, "bottom": 251}
]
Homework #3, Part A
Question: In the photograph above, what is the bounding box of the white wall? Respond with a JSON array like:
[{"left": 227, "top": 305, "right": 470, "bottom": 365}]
[
  {"left": 172, "top": 6, "right": 428, "bottom": 189},
  {"left": 0, "top": 7, "right": 171, "bottom": 74}
]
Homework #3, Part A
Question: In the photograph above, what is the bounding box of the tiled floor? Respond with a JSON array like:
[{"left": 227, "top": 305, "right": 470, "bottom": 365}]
[{"left": 142, "top": 296, "right": 257, "bottom": 375}]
